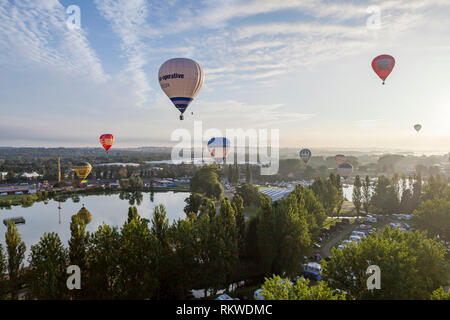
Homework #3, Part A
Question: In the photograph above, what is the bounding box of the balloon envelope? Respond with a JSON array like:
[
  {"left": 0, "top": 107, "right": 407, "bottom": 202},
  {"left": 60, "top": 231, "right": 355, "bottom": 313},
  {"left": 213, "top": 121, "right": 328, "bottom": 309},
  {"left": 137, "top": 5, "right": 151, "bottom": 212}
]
[
  {"left": 299, "top": 148, "right": 312, "bottom": 164},
  {"left": 100, "top": 134, "right": 114, "bottom": 152},
  {"left": 372, "top": 55, "right": 395, "bottom": 84},
  {"left": 338, "top": 162, "right": 353, "bottom": 179},
  {"left": 73, "top": 162, "right": 92, "bottom": 180},
  {"left": 207, "top": 137, "right": 230, "bottom": 161},
  {"left": 414, "top": 124, "right": 422, "bottom": 132},
  {"left": 334, "top": 154, "right": 345, "bottom": 164},
  {"left": 158, "top": 58, "right": 204, "bottom": 120}
]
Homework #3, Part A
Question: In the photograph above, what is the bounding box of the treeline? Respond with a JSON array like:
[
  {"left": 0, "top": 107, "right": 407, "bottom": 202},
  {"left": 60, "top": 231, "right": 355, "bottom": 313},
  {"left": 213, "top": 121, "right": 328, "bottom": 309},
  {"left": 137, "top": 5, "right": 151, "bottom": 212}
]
[
  {"left": 0, "top": 184, "right": 327, "bottom": 299},
  {"left": 351, "top": 173, "right": 450, "bottom": 222}
]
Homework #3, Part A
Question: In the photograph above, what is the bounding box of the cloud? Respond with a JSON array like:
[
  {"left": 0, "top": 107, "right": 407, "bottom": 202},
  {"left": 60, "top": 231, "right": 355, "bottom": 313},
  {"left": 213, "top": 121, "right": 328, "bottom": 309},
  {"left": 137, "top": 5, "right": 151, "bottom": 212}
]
[
  {"left": 0, "top": 0, "right": 107, "bottom": 82},
  {"left": 94, "top": 0, "right": 153, "bottom": 108}
]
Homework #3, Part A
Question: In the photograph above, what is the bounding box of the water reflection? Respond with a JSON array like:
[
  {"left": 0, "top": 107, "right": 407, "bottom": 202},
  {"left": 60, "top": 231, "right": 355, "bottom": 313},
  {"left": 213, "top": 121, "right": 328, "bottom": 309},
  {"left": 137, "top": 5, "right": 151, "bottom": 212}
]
[{"left": 0, "top": 191, "right": 189, "bottom": 261}]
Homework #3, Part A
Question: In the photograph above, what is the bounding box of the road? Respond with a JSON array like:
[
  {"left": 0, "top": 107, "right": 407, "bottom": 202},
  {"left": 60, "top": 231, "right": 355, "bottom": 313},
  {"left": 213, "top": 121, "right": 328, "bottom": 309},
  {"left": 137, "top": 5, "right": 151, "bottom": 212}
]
[{"left": 319, "top": 223, "right": 358, "bottom": 257}]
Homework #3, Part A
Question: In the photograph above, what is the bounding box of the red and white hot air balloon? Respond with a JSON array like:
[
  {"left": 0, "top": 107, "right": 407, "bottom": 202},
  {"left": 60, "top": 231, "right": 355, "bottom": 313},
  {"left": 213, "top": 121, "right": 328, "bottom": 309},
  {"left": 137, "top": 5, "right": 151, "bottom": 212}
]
[
  {"left": 372, "top": 54, "right": 395, "bottom": 85},
  {"left": 99, "top": 134, "right": 114, "bottom": 153}
]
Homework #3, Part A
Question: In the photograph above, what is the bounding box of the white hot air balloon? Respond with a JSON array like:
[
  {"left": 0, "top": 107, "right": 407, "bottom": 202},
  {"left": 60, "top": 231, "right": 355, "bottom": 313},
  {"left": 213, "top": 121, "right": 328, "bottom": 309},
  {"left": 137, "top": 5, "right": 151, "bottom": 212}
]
[{"left": 158, "top": 58, "right": 204, "bottom": 120}]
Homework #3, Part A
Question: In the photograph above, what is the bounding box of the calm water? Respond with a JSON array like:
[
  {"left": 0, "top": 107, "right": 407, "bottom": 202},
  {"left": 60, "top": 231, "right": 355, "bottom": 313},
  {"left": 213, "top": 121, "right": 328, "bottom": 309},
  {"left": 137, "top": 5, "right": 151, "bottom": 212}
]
[{"left": 0, "top": 192, "right": 189, "bottom": 259}]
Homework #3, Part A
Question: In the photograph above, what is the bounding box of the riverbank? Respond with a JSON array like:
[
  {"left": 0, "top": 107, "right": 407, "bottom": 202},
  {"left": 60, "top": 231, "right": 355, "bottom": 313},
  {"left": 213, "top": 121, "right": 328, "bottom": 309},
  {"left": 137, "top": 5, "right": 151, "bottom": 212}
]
[{"left": 0, "top": 185, "right": 190, "bottom": 208}]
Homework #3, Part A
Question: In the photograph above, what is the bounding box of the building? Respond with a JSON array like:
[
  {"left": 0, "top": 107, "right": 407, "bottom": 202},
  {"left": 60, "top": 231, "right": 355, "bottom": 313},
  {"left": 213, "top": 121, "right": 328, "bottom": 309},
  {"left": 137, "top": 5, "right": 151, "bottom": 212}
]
[
  {"left": 0, "top": 172, "right": 7, "bottom": 181},
  {"left": 20, "top": 172, "right": 42, "bottom": 179}
]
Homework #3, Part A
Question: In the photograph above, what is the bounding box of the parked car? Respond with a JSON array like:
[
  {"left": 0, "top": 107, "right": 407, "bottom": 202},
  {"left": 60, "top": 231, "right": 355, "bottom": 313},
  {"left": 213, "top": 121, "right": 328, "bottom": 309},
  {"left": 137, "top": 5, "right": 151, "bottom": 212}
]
[
  {"left": 254, "top": 289, "right": 264, "bottom": 300},
  {"left": 349, "top": 235, "right": 362, "bottom": 243}
]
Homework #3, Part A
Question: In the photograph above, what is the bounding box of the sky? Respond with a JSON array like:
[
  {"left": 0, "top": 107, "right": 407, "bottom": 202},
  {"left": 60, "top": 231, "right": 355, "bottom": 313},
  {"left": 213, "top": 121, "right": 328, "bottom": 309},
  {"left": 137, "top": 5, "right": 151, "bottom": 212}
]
[{"left": 0, "top": 0, "right": 449, "bottom": 153}]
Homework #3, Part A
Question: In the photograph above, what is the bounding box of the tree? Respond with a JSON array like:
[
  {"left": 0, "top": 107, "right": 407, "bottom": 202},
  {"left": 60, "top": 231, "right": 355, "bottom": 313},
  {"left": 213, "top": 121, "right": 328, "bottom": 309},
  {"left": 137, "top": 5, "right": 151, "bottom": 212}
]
[
  {"left": 190, "top": 164, "right": 223, "bottom": 199},
  {"left": 362, "top": 176, "right": 371, "bottom": 214},
  {"left": 214, "top": 198, "right": 239, "bottom": 291},
  {"left": 127, "top": 206, "right": 139, "bottom": 223},
  {"left": 371, "top": 176, "right": 398, "bottom": 214},
  {"left": 183, "top": 193, "right": 204, "bottom": 215},
  {"left": 117, "top": 212, "right": 158, "bottom": 299},
  {"left": 85, "top": 224, "right": 121, "bottom": 299},
  {"left": 352, "top": 175, "right": 362, "bottom": 215},
  {"left": 311, "top": 177, "right": 338, "bottom": 216},
  {"left": 231, "top": 195, "right": 246, "bottom": 257},
  {"left": 330, "top": 174, "right": 344, "bottom": 214},
  {"left": 261, "top": 275, "right": 346, "bottom": 300},
  {"left": 68, "top": 214, "right": 89, "bottom": 299},
  {"left": 257, "top": 193, "right": 312, "bottom": 277},
  {"left": 0, "top": 244, "right": 7, "bottom": 299},
  {"left": 168, "top": 218, "right": 199, "bottom": 298},
  {"left": 324, "top": 227, "right": 448, "bottom": 299},
  {"left": 246, "top": 163, "right": 252, "bottom": 184},
  {"left": 28, "top": 233, "right": 68, "bottom": 299},
  {"left": 5, "top": 221, "right": 25, "bottom": 299},
  {"left": 414, "top": 198, "right": 450, "bottom": 242},
  {"left": 430, "top": 287, "right": 450, "bottom": 300}
]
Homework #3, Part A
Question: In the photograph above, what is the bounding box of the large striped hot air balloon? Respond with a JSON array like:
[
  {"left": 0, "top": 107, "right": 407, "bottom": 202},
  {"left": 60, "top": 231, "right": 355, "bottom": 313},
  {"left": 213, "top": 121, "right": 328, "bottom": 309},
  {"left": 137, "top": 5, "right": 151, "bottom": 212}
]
[
  {"left": 372, "top": 54, "right": 395, "bottom": 85},
  {"left": 207, "top": 137, "right": 230, "bottom": 162},
  {"left": 99, "top": 134, "right": 114, "bottom": 153},
  {"left": 73, "top": 162, "right": 92, "bottom": 180},
  {"left": 158, "top": 58, "right": 204, "bottom": 120},
  {"left": 299, "top": 148, "right": 312, "bottom": 164},
  {"left": 334, "top": 154, "right": 345, "bottom": 164}
]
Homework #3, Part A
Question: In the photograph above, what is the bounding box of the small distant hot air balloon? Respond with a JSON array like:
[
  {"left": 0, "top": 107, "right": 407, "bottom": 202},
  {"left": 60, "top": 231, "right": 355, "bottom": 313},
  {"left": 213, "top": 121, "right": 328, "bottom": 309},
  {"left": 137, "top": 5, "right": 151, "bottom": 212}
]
[
  {"left": 73, "top": 162, "right": 92, "bottom": 180},
  {"left": 338, "top": 162, "right": 353, "bottom": 180},
  {"left": 414, "top": 124, "right": 422, "bottom": 132},
  {"left": 372, "top": 55, "right": 395, "bottom": 85},
  {"left": 158, "top": 58, "right": 204, "bottom": 120},
  {"left": 299, "top": 148, "right": 312, "bottom": 164},
  {"left": 207, "top": 137, "right": 230, "bottom": 162},
  {"left": 100, "top": 134, "right": 114, "bottom": 153},
  {"left": 335, "top": 154, "right": 345, "bottom": 164}
]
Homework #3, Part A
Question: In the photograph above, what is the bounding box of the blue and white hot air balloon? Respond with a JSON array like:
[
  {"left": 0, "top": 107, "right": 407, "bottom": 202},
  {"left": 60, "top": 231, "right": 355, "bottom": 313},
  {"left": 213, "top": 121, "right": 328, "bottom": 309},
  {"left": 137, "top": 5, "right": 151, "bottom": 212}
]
[
  {"left": 299, "top": 148, "right": 312, "bottom": 164},
  {"left": 158, "top": 58, "right": 204, "bottom": 120},
  {"left": 207, "top": 137, "right": 230, "bottom": 162}
]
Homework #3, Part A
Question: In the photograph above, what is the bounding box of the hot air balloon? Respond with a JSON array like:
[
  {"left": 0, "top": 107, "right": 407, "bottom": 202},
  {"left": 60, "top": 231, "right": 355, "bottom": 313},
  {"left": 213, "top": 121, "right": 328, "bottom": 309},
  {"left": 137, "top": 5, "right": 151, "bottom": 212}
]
[
  {"left": 100, "top": 134, "right": 114, "bottom": 153},
  {"left": 299, "top": 148, "right": 312, "bottom": 164},
  {"left": 158, "top": 58, "right": 204, "bottom": 120},
  {"left": 338, "top": 162, "right": 353, "bottom": 180},
  {"left": 207, "top": 137, "right": 230, "bottom": 162},
  {"left": 414, "top": 124, "right": 422, "bottom": 132},
  {"left": 372, "top": 55, "right": 395, "bottom": 85},
  {"left": 335, "top": 154, "right": 345, "bottom": 164},
  {"left": 73, "top": 162, "right": 92, "bottom": 180}
]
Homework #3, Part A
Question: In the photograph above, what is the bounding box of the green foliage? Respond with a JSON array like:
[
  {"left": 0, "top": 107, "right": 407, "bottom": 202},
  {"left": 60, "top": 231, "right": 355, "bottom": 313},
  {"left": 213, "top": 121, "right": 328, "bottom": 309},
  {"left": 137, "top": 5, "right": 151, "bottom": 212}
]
[
  {"left": 371, "top": 176, "right": 399, "bottom": 214},
  {"left": 184, "top": 193, "right": 204, "bottom": 215},
  {"left": 28, "top": 233, "right": 68, "bottom": 299},
  {"left": 85, "top": 224, "right": 121, "bottom": 299},
  {"left": 0, "top": 244, "right": 7, "bottom": 299},
  {"left": 117, "top": 212, "right": 158, "bottom": 299},
  {"left": 310, "top": 177, "right": 339, "bottom": 216},
  {"left": 5, "top": 221, "right": 25, "bottom": 299},
  {"left": 414, "top": 198, "right": 450, "bottom": 242},
  {"left": 256, "top": 185, "right": 322, "bottom": 277},
  {"left": 323, "top": 227, "right": 448, "bottom": 299},
  {"left": 236, "top": 183, "right": 264, "bottom": 207},
  {"left": 352, "top": 175, "right": 362, "bottom": 215},
  {"left": 190, "top": 164, "right": 224, "bottom": 199},
  {"left": 261, "top": 275, "right": 346, "bottom": 300},
  {"left": 430, "top": 287, "right": 450, "bottom": 300}
]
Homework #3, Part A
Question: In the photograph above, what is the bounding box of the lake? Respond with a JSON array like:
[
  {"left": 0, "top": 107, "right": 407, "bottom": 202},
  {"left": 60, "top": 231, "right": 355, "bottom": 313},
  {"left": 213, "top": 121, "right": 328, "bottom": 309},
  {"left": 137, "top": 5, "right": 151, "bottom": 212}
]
[{"left": 0, "top": 191, "right": 190, "bottom": 259}]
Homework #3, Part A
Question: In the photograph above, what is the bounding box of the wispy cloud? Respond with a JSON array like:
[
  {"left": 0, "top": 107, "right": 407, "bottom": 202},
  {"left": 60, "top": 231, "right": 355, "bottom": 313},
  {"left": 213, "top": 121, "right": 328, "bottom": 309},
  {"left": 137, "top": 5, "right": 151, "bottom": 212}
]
[
  {"left": 94, "top": 0, "right": 153, "bottom": 108},
  {"left": 0, "top": 0, "right": 106, "bottom": 82}
]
